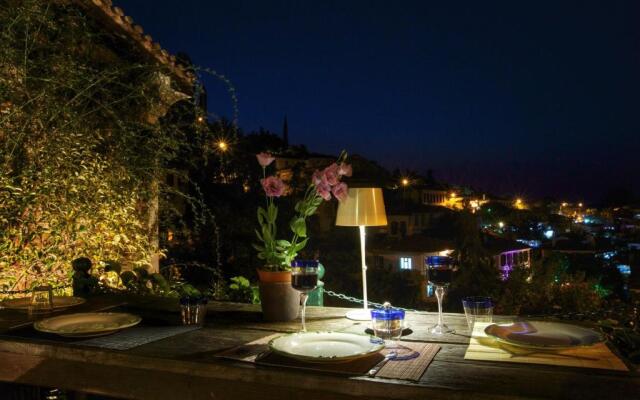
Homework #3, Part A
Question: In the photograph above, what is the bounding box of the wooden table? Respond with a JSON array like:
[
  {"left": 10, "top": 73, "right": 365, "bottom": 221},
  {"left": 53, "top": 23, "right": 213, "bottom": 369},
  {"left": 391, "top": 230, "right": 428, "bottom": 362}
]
[{"left": 0, "top": 299, "right": 638, "bottom": 399}]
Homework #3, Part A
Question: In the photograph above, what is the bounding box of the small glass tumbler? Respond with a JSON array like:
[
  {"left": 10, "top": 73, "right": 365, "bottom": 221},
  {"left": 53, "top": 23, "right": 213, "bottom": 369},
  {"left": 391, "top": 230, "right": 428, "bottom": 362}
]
[
  {"left": 371, "top": 303, "right": 419, "bottom": 361},
  {"left": 180, "top": 297, "right": 208, "bottom": 326},
  {"left": 371, "top": 302, "right": 405, "bottom": 353},
  {"left": 371, "top": 305, "right": 404, "bottom": 341},
  {"left": 29, "top": 285, "right": 53, "bottom": 315},
  {"left": 462, "top": 296, "right": 493, "bottom": 331}
]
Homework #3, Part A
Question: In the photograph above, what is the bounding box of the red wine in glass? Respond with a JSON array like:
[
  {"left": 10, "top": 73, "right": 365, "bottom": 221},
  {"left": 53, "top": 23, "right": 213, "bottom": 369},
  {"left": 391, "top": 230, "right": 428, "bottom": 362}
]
[
  {"left": 428, "top": 268, "right": 453, "bottom": 287},
  {"left": 292, "top": 273, "right": 318, "bottom": 292},
  {"left": 426, "top": 256, "right": 455, "bottom": 334},
  {"left": 291, "top": 260, "right": 319, "bottom": 332}
]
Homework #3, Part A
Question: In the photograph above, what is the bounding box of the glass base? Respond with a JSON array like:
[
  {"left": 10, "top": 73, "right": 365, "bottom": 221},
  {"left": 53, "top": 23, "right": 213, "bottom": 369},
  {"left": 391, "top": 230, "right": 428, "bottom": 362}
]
[
  {"left": 345, "top": 309, "right": 372, "bottom": 321},
  {"left": 430, "top": 323, "right": 455, "bottom": 335}
]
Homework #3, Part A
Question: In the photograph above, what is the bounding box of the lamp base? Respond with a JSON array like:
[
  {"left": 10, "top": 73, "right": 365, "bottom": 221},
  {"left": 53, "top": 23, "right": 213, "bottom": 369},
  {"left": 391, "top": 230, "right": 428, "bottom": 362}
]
[{"left": 345, "top": 309, "right": 372, "bottom": 321}]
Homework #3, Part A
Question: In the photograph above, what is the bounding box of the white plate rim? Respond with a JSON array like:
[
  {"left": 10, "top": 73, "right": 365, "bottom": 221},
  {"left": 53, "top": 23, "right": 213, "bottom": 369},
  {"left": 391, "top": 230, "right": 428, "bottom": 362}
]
[
  {"left": 484, "top": 321, "right": 603, "bottom": 350},
  {"left": 33, "top": 312, "right": 141, "bottom": 336},
  {"left": 268, "top": 331, "right": 385, "bottom": 363}
]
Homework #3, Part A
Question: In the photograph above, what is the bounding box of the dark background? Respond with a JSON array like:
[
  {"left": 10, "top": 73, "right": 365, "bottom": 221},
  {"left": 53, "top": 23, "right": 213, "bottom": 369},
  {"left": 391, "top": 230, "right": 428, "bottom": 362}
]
[{"left": 117, "top": 0, "right": 640, "bottom": 202}]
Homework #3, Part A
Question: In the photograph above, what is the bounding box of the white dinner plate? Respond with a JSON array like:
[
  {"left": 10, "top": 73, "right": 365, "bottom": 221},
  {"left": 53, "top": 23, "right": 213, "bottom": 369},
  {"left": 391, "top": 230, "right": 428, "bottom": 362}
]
[
  {"left": 485, "top": 321, "right": 603, "bottom": 350},
  {"left": 34, "top": 312, "right": 141, "bottom": 337},
  {"left": 269, "top": 331, "right": 385, "bottom": 363},
  {"left": 2, "top": 296, "right": 86, "bottom": 311}
]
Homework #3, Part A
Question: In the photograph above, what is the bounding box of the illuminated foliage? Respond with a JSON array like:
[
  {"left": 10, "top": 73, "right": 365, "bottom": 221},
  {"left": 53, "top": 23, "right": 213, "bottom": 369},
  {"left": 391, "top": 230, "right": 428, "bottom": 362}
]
[{"left": 0, "top": 1, "right": 218, "bottom": 294}]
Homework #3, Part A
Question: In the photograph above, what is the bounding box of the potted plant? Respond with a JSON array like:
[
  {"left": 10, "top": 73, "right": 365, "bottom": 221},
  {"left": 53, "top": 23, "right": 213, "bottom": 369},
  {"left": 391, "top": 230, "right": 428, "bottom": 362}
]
[{"left": 254, "top": 151, "right": 351, "bottom": 321}]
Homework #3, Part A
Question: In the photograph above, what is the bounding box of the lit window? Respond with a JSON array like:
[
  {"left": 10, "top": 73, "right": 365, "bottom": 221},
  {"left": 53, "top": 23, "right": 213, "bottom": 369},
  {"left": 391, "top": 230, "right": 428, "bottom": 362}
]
[{"left": 400, "top": 257, "right": 412, "bottom": 270}]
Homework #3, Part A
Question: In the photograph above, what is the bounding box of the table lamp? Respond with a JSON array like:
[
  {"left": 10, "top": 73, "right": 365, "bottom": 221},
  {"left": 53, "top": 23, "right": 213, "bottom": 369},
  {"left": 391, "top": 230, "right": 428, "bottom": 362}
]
[{"left": 336, "top": 187, "right": 387, "bottom": 320}]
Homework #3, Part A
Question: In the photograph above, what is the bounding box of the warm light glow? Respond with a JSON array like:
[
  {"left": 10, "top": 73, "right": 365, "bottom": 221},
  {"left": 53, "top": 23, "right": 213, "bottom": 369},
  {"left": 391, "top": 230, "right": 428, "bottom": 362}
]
[
  {"left": 401, "top": 178, "right": 409, "bottom": 186},
  {"left": 578, "top": 202, "right": 583, "bottom": 207},
  {"left": 218, "top": 141, "right": 228, "bottom": 151},
  {"left": 498, "top": 221, "right": 505, "bottom": 228},
  {"left": 450, "top": 192, "right": 456, "bottom": 198},
  {"left": 197, "top": 116, "right": 204, "bottom": 123},
  {"left": 561, "top": 202, "right": 568, "bottom": 207},
  {"left": 516, "top": 198, "right": 522, "bottom": 204}
]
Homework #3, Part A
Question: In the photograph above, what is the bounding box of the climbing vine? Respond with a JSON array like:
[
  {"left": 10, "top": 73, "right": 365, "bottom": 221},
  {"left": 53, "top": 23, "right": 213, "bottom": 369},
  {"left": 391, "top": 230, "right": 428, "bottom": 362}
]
[{"left": 0, "top": 0, "right": 233, "bottom": 295}]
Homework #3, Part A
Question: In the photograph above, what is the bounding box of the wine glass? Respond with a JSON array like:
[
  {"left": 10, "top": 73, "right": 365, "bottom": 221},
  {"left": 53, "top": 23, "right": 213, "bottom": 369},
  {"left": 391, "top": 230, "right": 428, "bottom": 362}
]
[
  {"left": 291, "top": 260, "right": 319, "bottom": 332},
  {"left": 426, "top": 256, "right": 455, "bottom": 334}
]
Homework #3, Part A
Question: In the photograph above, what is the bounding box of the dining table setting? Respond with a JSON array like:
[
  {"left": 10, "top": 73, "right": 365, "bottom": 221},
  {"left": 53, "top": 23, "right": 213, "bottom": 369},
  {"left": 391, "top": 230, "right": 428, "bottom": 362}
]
[{"left": 0, "top": 282, "right": 638, "bottom": 400}]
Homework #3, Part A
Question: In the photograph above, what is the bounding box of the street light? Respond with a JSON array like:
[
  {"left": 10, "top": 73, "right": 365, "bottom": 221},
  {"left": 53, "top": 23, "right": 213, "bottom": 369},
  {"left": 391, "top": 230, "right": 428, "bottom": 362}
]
[
  {"left": 401, "top": 178, "right": 409, "bottom": 187},
  {"left": 217, "top": 141, "right": 228, "bottom": 151}
]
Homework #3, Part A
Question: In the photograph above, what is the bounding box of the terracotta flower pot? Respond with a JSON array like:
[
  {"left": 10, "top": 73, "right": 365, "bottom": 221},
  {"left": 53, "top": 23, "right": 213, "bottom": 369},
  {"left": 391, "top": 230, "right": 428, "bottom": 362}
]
[{"left": 257, "top": 269, "right": 299, "bottom": 322}]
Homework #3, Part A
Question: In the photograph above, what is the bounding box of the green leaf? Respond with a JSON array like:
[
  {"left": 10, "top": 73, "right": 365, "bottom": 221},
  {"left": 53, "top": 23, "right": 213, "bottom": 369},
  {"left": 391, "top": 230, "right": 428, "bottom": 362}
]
[
  {"left": 304, "top": 205, "right": 318, "bottom": 217},
  {"left": 262, "top": 225, "right": 272, "bottom": 242},
  {"left": 294, "top": 238, "right": 309, "bottom": 252},
  {"left": 290, "top": 217, "right": 307, "bottom": 237},
  {"left": 268, "top": 203, "right": 278, "bottom": 222},
  {"left": 255, "top": 229, "right": 264, "bottom": 242},
  {"left": 257, "top": 207, "right": 267, "bottom": 225}
]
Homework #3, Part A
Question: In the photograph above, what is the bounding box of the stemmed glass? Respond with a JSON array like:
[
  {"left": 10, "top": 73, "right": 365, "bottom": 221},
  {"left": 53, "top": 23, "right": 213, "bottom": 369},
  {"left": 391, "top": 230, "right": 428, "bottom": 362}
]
[
  {"left": 426, "top": 256, "right": 455, "bottom": 334},
  {"left": 291, "top": 260, "right": 319, "bottom": 332}
]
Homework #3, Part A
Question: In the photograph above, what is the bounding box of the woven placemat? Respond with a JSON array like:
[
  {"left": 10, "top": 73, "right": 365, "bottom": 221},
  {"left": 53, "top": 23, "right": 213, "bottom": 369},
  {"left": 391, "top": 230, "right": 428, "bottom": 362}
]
[
  {"left": 77, "top": 325, "right": 200, "bottom": 350},
  {"left": 216, "top": 333, "right": 440, "bottom": 381},
  {"left": 377, "top": 342, "right": 441, "bottom": 381}
]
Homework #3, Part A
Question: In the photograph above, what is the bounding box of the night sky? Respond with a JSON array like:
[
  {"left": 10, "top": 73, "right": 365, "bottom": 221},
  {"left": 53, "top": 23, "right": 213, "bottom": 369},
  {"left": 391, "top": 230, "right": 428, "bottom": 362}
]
[{"left": 117, "top": 1, "right": 640, "bottom": 202}]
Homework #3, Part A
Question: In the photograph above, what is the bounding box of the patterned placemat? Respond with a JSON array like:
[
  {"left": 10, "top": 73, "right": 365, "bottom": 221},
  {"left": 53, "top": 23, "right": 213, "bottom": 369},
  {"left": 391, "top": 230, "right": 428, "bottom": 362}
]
[
  {"left": 464, "top": 322, "right": 628, "bottom": 371},
  {"left": 216, "top": 333, "right": 440, "bottom": 381},
  {"left": 77, "top": 325, "right": 200, "bottom": 350}
]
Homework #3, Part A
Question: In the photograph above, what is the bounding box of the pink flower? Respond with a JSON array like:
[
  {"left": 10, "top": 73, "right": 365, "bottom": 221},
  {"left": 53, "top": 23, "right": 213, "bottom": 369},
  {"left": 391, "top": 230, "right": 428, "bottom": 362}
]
[
  {"left": 332, "top": 182, "right": 349, "bottom": 202},
  {"left": 261, "top": 176, "right": 286, "bottom": 197},
  {"left": 311, "top": 170, "right": 324, "bottom": 186},
  {"left": 316, "top": 182, "right": 332, "bottom": 201},
  {"left": 323, "top": 163, "right": 340, "bottom": 186},
  {"left": 338, "top": 163, "right": 352, "bottom": 177},
  {"left": 256, "top": 152, "right": 275, "bottom": 168}
]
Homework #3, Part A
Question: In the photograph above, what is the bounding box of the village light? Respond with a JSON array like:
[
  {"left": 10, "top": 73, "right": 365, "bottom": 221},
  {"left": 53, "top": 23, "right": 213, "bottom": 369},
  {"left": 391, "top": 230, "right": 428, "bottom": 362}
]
[
  {"left": 498, "top": 221, "right": 505, "bottom": 228},
  {"left": 578, "top": 202, "right": 583, "bottom": 207},
  {"left": 401, "top": 178, "right": 409, "bottom": 186},
  {"left": 450, "top": 192, "right": 456, "bottom": 198},
  {"left": 197, "top": 116, "right": 204, "bottom": 123},
  {"left": 217, "top": 141, "right": 228, "bottom": 151}
]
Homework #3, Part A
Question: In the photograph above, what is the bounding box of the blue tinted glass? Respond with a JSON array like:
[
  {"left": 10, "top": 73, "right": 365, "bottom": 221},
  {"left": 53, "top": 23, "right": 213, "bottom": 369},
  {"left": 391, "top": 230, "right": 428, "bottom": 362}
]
[
  {"left": 371, "top": 308, "right": 405, "bottom": 320},
  {"left": 462, "top": 296, "right": 493, "bottom": 308},
  {"left": 291, "top": 260, "right": 319, "bottom": 268},
  {"left": 426, "top": 256, "right": 453, "bottom": 265}
]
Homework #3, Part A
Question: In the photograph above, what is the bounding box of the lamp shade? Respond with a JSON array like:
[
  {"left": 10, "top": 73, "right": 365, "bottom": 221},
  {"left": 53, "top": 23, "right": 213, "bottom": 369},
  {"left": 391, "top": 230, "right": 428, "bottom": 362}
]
[{"left": 336, "top": 187, "right": 387, "bottom": 227}]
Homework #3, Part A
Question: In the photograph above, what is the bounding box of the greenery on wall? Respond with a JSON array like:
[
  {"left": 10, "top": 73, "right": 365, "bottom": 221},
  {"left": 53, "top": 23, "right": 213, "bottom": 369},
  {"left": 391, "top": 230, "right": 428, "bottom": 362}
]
[{"left": 0, "top": 1, "right": 220, "bottom": 294}]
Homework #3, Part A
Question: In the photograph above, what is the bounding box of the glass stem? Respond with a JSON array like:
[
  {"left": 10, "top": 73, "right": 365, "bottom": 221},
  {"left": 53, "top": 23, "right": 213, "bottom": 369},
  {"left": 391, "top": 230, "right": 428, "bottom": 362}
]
[
  {"left": 436, "top": 286, "right": 444, "bottom": 327},
  {"left": 301, "top": 293, "right": 309, "bottom": 332}
]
